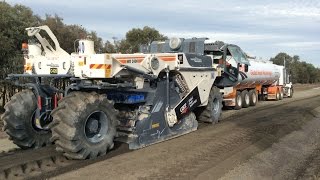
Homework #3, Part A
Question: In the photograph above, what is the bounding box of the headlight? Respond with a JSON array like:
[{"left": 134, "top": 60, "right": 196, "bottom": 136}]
[
  {"left": 150, "top": 57, "right": 159, "bottom": 70},
  {"left": 169, "top": 37, "right": 182, "bottom": 50}
]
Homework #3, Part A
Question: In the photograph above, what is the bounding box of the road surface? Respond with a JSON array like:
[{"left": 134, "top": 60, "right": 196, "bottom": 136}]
[{"left": 48, "top": 85, "right": 320, "bottom": 180}]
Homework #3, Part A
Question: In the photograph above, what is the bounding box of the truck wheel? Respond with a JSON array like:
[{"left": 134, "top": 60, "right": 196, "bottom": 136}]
[
  {"left": 234, "top": 91, "right": 242, "bottom": 110},
  {"left": 288, "top": 88, "right": 293, "bottom": 98},
  {"left": 196, "top": 86, "right": 222, "bottom": 124},
  {"left": 241, "top": 90, "right": 250, "bottom": 108},
  {"left": 275, "top": 90, "right": 280, "bottom": 101},
  {"left": 1, "top": 90, "right": 51, "bottom": 149},
  {"left": 50, "top": 92, "right": 118, "bottom": 160},
  {"left": 279, "top": 90, "right": 284, "bottom": 100},
  {"left": 249, "top": 89, "right": 258, "bottom": 106}
]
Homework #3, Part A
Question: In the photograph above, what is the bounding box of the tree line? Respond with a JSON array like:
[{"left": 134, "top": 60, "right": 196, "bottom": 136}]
[
  {"left": 270, "top": 53, "right": 320, "bottom": 84},
  {"left": 0, "top": 1, "right": 319, "bottom": 111}
]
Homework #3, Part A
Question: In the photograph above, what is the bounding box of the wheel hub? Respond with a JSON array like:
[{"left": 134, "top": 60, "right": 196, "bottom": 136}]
[
  {"left": 32, "top": 110, "right": 52, "bottom": 131},
  {"left": 252, "top": 93, "right": 256, "bottom": 103},
  {"left": 87, "top": 118, "right": 99, "bottom": 134},
  {"left": 245, "top": 94, "right": 250, "bottom": 104},
  {"left": 237, "top": 95, "right": 242, "bottom": 106},
  {"left": 84, "top": 111, "right": 109, "bottom": 143}
]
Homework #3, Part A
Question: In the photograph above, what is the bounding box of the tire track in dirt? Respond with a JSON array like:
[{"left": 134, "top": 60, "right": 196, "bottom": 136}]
[
  {"left": 0, "top": 87, "right": 319, "bottom": 180},
  {"left": 143, "top": 97, "right": 320, "bottom": 180},
  {"left": 52, "top": 93, "right": 320, "bottom": 180}
]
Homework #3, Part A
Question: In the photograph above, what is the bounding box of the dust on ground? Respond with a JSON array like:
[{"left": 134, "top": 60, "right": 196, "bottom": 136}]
[
  {"left": 0, "top": 83, "right": 318, "bottom": 141},
  {"left": 219, "top": 116, "right": 320, "bottom": 180},
  {"left": 0, "top": 84, "right": 320, "bottom": 179},
  {"left": 51, "top": 86, "right": 320, "bottom": 180}
]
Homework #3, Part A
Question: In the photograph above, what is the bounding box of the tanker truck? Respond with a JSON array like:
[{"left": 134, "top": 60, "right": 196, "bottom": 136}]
[{"left": 221, "top": 57, "right": 293, "bottom": 110}]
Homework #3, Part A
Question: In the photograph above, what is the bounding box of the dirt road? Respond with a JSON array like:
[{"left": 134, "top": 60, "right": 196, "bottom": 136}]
[
  {"left": 0, "top": 85, "right": 319, "bottom": 179},
  {"left": 47, "top": 86, "right": 320, "bottom": 180}
]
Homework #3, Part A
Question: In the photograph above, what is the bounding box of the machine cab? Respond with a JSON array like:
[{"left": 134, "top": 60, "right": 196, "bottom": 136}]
[{"left": 204, "top": 41, "right": 250, "bottom": 87}]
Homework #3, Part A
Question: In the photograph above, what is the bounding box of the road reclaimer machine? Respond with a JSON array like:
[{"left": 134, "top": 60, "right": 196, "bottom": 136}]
[{"left": 1, "top": 25, "right": 291, "bottom": 160}]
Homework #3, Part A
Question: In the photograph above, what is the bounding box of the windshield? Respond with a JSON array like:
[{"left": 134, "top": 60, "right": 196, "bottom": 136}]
[{"left": 228, "top": 46, "right": 250, "bottom": 65}]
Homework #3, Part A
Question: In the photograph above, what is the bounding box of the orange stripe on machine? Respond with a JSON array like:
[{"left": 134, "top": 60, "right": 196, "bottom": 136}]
[
  {"left": 158, "top": 56, "right": 176, "bottom": 61},
  {"left": 116, "top": 57, "right": 145, "bottom": 64},
  {"left": 90, "top": 64, "right": 111, "bottom": 69}
]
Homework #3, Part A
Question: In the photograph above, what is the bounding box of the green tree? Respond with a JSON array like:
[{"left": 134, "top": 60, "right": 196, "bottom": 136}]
[
  {"left": 41, "top": 15, "right": 86, "bottom": 53},
  {"left": 104, "top": 40, "right": 116, "bottom": 53},
  {"left": 270, "top": 52, "right": 292, "bottom": 67},
  {"left": 0, "top": 2, "right": 39, "bottom": 65},
  {"left": 0, "top": 2, "right": 40, "bottom": 110},
  {"left": 88, "top": 31, "right": 103, "bottom": 53},
  {"left": 126, "top": 26, "right": 167, "bottom": 52},
  {"left": 117, "top": 39, "right": 132, "bottom": 54},
  {"left": 40, "top": 15, "right": 104, "bottom": 54},
  {"left": 270, "top": 52, "right": 320, "bottom": 83}
]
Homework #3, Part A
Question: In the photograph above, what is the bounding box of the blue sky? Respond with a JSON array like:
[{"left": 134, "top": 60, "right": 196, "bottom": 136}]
[{"left": 7, "top": 0, "right": 320, "bottom": 67}]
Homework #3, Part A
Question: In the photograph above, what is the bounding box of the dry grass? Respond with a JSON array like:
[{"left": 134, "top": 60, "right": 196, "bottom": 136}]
[{"left": 294, "top": 83, "right": 320, "bottom": 91}]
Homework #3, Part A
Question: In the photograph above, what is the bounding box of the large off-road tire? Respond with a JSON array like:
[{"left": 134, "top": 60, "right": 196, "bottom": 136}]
[
  {"left": 234, "top": 91, "right": 242, "bottom": 110},
  {"left": 50, "top": 92, "right": 118, "bottom": 160},
  {"left": 241, "top": 90, "right": 250, "bottom": 108},
  {"left": 249, "top": 89, "right": 258, "bottom": 106},
  {"left": 1, "top": 90, "right": 51, "bottom": 149},
  {"left": 196, "top": 86, "right": 222, "bottom": 124}
]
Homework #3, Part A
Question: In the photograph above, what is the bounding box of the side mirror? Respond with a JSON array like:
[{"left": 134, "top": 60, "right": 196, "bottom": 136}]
[{"left": 245, "top": 64, "right": 249, "bottom": 72}]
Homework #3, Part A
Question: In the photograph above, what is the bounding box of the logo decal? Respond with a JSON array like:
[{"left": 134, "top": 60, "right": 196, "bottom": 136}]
[
  {"left": 175, "top": 87, "right": 201, "bottom": 119},
  {"left": 190, "top": 57, "right": 202, "bottom": 63}
]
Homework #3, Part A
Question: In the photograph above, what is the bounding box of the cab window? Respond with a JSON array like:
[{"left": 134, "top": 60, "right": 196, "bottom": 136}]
[{"left": 228, "top": 46, "right": 250, "bottom": 65}]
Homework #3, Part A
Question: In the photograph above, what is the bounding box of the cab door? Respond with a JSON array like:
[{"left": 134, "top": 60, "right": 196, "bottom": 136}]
[
  {"left": 226, "top": 45, "right": 250, "bottom": 81},
  {"left": 214, "top": 45, "right": 250, "bottom": 87}
]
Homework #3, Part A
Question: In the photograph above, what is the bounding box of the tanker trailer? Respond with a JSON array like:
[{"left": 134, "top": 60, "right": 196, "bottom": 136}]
[{"left": 223, "top": 58, "right": 292, "bottom": 110}]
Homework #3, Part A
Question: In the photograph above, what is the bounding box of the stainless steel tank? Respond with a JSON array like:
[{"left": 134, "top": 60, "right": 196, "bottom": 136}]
[{"left": 238, "top": 60, "right": 281, "bottom": 86}]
